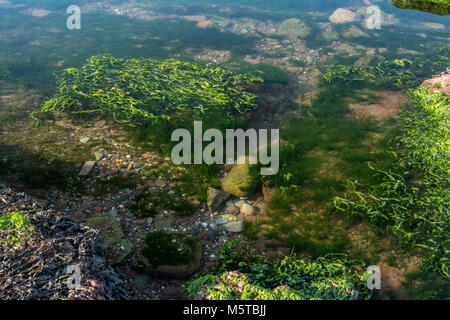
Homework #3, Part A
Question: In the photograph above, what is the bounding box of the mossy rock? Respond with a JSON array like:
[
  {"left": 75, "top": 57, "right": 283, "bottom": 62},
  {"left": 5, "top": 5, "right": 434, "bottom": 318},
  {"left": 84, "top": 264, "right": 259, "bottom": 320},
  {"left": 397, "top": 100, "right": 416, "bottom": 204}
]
[
  {"left": 138, "top": 232, "right": 202, "bottom": 278},
  {"left": 390, "top": 0, "right": 449, "bottom": 16},
  {"left": 86, "top": 216, "right": 133, "bottom": 265},
  {"left": 221, "top": 163, "right": 257, "bottom": 197}
]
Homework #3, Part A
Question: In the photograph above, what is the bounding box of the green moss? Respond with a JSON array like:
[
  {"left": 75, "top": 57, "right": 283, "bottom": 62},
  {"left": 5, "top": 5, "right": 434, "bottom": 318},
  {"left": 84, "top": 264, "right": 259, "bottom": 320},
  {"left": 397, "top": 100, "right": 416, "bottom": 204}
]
[
  {"left": 93, "top": 174, "right": 141, "bottom": 196},
  {"left": 390, "top": 0, "right": 450, "bottom": 16},
  {"left": 130, "top": 188, "right": 196, "bottom": 219},
  {"left": 31, "top": 55, "right": 262, "bottom": 128},
  {"left": 221, "top": 163, "right": 259, "bottom": 197},
  {"left": 185, "top": 241, "right": 372, "bottom": 300},
  {"left": 0, "top": 211, "right": 34, "bottom": 247},
  {"left": 142, "top": 232, "right": 198, "bottom": 268}
]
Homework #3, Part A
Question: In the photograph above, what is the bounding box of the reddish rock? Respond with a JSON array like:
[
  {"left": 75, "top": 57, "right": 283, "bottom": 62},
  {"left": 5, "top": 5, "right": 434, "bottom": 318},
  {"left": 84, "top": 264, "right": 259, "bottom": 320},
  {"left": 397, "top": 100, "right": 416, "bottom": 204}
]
[
  {"left": 162, "top": 286, "right": 182, "bottom": 297},
  {"left": 264, "top": 239, "right": 283, "bottom": 248},
  {"left": 93, "top": 206, "right": 103, "bottom": 213},
  {"left": 195, "top": 231, "right": 208, "bottom": 240},
  {"left": 266, "top": 250, "right": 279, "bottom": 260},
  {"left": 142, "top": 153, "right": 150, "bottom": 159},
  {"left": 190, "top": 199, "right": 201, "bottom": 208},
  {"left": 421, "top": 73, "right": 450, "bottom": 97},
  {"left": 253, "top": 241, "right": 266, "bottom": 252},
  {"left": 225, "top": 205, "right": 239, "bottom": 215}
]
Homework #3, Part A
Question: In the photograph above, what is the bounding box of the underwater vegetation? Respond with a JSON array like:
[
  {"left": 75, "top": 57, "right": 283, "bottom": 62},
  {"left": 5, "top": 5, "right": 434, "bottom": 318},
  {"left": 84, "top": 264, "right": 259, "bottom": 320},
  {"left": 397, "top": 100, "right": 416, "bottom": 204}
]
[
  {"left": 323, "top": 47, "right": 450, "bottom": 89},
  {"left": 31, "top": 55, "right": 262, "bottom": 127},
  {"left": 184, "top": 241, "right": 372, "bottom": 300},
  {"left": 334, "top": 88, "right": 449, "bottom": 280},
  {"left": 390, "top": 0, "right": 450, "bottom": 16}
]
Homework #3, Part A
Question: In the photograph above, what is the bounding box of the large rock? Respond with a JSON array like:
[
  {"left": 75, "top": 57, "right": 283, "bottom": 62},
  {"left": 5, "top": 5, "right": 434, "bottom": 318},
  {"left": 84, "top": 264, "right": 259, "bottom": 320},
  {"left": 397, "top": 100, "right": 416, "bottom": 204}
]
[
  {"left": 329, "top": 8, "right": 362, "bottom": 24},
  {"left": 221, "top": 163, "right": 256, "bottom": 197},
  {"left": 85, "top": 216, "right": 133, "bottom": 265},
  {"left": 224, "top": 221, "right": 245, "bottom": 233},
  {"left": 207, "top": 187, "right": 231, "bottom": 210},
  {"left": 240, "top": 203, "right": 256, "bottom": 216},
  {"left": 138, "top": 241, "right": 202, "bottom": 279},
  {"left": 79, "top": 161, "right": 96, "bottom": 176},
  {"left": 420, "top": 73, "right": 450, "bottom": 97},
  {"left": 277, "top": 18, "right": 311, "bottom": 38}
]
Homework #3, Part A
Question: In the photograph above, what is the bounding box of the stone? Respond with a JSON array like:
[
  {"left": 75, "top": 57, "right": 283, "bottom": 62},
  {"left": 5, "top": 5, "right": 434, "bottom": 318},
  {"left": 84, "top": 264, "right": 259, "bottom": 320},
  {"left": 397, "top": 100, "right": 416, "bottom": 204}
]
[
  {"left": 94, "top": 152, "right": 104, "bottom": 161},
  {"left": 221, "top": 163, "right": 256, "bottom": 197},
  {"left": 79, "top": 161, "right": 96, "bottom": 176},
  {"left": 234, "top": 200, "right": 246, "bottom": 208},
  {"left": 225, "top": 205, "right": 239, "bottom": 215},
  {"left": 240, "top": 203, "right": 256, "bottom": 216},
  {"left": 85, "top": 216, "right": 133, "bottom": 265},
  {"left": 139, "top": 242, "right": 202, "bottom": 278},
  {"left": 154, "top": 219, "right": 172, "bottom": 230},
  {"left": 208, "top": 229, "right": 216, "bottom": 241},
  {"left": 253, "top": 241, "right": 266, "bottom": 252},
  {"left": 207, "top": 187, "right": 231, "bottom": 210},
  {"left": 155, "top": 179, "right": 167, "bottom": 188},
  {"left": 329, "top": 8, "right": 362, "bottom": 24},
  {"left": 161, "top": 286, "right": 182, "bottom": 297},
  {"left": 215, "top": 218, "right": 228, "bottom": 225},
  {"left": 79, "top": 137, "right": 91, "bottom": 144},
  {"left": 421, "top": 73, "right": 450, "bottom": 97},
  {"left": 266, "top": 250, "right": 279, "bottom": 260},
  {"left": 195, "top": 231, "right": 208, "bottom": 240},
  {"left": 224, "top": 221, "right": 245, "bottom": 233},
  {"left": 264, "top": 239, "right": 283, "bottom": 248}
]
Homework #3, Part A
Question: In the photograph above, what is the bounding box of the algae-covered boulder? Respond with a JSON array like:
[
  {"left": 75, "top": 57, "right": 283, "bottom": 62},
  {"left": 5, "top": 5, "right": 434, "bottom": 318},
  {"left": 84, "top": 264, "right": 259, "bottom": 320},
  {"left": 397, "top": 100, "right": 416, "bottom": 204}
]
[
  {"left": 390, "top": 0, "right": 449, "bottom": 16},
  {"left": 86, "top": 216, "right": 133, "bottom": 265},
  {"left": 277, "top": 18, "right": 311, "bottom": 38},
  {"left": 221, "top": 163, "right": 257, "bottom": 197},
  {"left": 138, "top": 232, "right": 202, "bottom": 278}
]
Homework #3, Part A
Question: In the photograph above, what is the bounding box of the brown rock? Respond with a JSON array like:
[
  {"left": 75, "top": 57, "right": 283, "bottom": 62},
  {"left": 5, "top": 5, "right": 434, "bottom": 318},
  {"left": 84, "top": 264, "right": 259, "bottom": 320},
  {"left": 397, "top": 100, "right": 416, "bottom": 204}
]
[
  {"left": 266, "top": 250, "right": 279, "bottom": 260},
  {"left": 421, "top": 73, "right": 450, "bottom": 97},
  {"left": 161, "top": 286, "right": 182, "bottom": 297},
  {"left": 225, "top": 205, "right": 239, "bottom": 215},
  {"left": 264, "top": 239, "right": 283, "bottom": 248}
]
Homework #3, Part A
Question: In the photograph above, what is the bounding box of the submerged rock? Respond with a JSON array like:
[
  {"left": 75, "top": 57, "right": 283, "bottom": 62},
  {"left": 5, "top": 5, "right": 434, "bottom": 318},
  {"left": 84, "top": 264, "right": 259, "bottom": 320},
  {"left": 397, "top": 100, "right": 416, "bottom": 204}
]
[
  {"left": 221, "top": 163, "right": 256, "bottom": 197},
  {"left": 329, "top": 8, "right": 362, "bottom": 24},
  {"left": 207, "top": 187, "right": 230, "bottom": 210}
]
